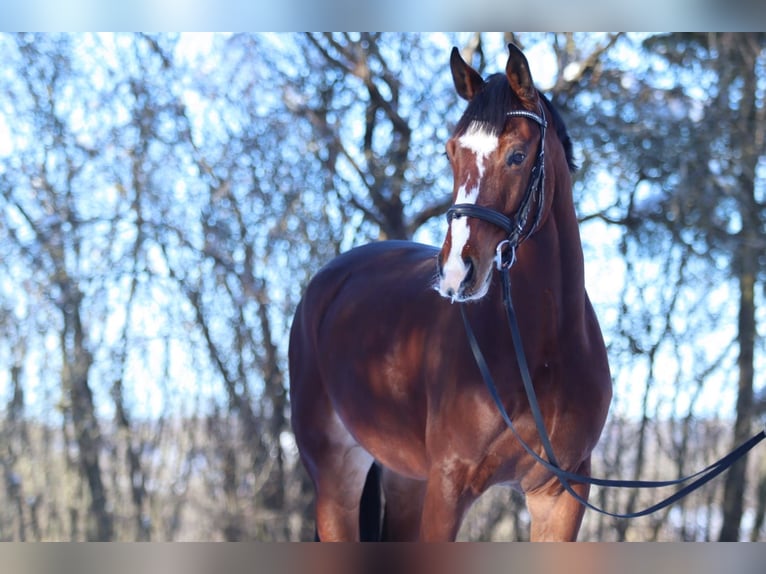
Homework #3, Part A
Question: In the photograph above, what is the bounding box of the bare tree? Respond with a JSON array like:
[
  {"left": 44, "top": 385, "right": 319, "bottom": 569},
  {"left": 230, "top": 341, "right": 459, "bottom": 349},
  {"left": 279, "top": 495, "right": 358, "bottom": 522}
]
[
  {"left": 1, "top": 34, "right": 113, "bottom": 540},
  {"left": 0, "top": 32, "right": 763, "bottom": 542}
]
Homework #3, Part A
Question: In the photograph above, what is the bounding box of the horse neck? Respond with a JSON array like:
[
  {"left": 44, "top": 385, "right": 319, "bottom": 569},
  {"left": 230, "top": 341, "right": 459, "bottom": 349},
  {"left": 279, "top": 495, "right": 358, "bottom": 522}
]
[
  {"left": 552, "top": 168, "right": 585, "bottom": 280},
  {"left": 513, "top": 161, "right": 586, "bottom": 312},
  {"left": 537, "top": 99, "right": 585, "bottom": 293}
]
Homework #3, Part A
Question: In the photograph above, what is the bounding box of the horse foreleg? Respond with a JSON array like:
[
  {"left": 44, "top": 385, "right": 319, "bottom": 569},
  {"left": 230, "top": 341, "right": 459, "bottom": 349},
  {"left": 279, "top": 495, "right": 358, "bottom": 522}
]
[
  {"left": 525, "top": 458, "right": 590, "bottom": 542},
  {"left": 418, "top": 466, "right": 475, "bottom": 541},
  {"left": 380, "top": 468, "right": 426, "bottom": 541}
]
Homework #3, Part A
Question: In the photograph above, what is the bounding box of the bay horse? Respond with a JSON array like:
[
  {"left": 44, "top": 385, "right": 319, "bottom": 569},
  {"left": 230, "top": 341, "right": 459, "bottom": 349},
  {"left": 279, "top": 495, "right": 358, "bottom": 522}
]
[{"left": 289, "top": 44, "right": 612, "bottom": 541}]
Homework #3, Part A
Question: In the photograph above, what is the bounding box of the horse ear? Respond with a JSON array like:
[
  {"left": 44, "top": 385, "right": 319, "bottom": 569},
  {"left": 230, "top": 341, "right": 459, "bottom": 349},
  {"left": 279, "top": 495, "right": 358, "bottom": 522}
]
[
  {"left": 450, "top": 46, "right": 484, "bottom": 101},
  {"left": 505, "top": 43, "right": 537, "bottom": 107}
]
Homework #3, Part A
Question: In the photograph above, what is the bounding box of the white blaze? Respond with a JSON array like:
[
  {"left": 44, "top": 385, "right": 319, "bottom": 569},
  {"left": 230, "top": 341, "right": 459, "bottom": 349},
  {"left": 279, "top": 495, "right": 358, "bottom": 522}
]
[
  {"left": 457, "top": 121, "right": 499, "bottom": 178},
  {"left": 438, "top": 122, "right": 498, "bottom": 300}
]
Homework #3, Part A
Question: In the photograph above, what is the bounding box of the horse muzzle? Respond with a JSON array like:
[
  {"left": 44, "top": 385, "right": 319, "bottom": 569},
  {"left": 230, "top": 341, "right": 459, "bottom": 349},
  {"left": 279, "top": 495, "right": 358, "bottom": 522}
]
[{"left": 436, "top": 251, "right": 491, "bottom": 303}]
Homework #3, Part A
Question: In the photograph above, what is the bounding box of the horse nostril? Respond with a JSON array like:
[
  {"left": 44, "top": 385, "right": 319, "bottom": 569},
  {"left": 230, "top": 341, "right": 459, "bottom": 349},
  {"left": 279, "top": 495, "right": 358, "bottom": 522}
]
[{"left": 462, "top": 257, "right": 474, "bottom": 286}]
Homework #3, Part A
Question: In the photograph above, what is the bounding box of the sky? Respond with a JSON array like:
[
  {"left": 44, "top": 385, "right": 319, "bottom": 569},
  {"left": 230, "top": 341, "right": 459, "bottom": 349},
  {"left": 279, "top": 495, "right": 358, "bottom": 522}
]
[
  {"left": 1, "top": 0, "right": 766, "bottom": 32},
  {"left": 0, "top": 32, "right": 762, "bottom": 428}
]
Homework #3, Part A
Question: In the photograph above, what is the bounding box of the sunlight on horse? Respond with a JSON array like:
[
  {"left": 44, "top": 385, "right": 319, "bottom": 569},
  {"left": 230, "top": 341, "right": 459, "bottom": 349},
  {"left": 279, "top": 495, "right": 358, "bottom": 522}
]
[{"left": 288, "top": 43, "right": 612, "bottom": 541}]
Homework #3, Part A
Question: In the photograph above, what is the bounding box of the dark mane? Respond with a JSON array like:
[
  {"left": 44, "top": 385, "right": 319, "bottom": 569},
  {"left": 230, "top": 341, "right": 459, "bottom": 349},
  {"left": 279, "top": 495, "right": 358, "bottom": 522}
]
[
  {"left": 454, "top": 74, "right": 577, "bottom": 174},
  {"left": 453, "top": 74, "right": 517, "bottom": 137},
  {"left": 540, "top": 92, "right": 578, "bottom": 173}
]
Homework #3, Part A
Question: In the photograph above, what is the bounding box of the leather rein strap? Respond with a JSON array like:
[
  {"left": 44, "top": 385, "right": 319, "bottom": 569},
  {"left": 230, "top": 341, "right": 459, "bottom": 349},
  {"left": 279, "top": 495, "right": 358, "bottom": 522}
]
[{"left": 460, "top": 270, "right": 766, "bottom": 518}]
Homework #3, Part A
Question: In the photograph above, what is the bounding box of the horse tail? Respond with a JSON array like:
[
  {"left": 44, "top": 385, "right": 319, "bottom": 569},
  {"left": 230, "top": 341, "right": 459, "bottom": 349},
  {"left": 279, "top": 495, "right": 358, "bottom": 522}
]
[{"left": 358, "top": 462, "right": 383, "bottom": 541}]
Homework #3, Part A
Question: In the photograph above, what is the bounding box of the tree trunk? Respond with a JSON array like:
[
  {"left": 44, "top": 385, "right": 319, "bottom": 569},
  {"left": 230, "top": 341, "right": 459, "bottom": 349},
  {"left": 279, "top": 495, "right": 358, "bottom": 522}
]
[
  {"left": 751, "top": 457, "right": 766, "bottom": 541},
  {"left": 113, "top": 378, "right": 151, "bottom": 540},
  {"left": 718, "top": 244, "right": 756, "bottom": 540},
  {"left": 717, "top": 33, "right": 762, "bottom": 542},
  {"left": 61, "top": 294, "right": 114, "bottom": 541}
]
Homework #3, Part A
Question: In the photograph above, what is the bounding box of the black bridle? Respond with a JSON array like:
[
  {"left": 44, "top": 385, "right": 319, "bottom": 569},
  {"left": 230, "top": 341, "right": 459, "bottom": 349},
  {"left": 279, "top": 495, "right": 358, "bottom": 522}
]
[
  {"left": 446, "top": 107, "right": 547, "bottom": 269},
  {"left": 451, "top": 105, "right": 766, "bottom": 519}
]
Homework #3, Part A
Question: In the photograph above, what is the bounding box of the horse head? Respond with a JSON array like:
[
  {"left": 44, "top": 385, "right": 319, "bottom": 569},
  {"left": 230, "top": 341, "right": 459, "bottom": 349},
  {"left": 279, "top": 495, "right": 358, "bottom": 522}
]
[{"left": 437, "top": 43, "right": 552, "bottom": 302}]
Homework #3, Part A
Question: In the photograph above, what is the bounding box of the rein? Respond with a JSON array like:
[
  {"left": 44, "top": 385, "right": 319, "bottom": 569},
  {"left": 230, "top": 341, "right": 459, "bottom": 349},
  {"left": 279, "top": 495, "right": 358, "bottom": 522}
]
[
  {"left": 460, "top": 265, "right": 766, "bottom": 518},
  {"left": 452, "top": 105, "right": 766, "bottom": 518}
]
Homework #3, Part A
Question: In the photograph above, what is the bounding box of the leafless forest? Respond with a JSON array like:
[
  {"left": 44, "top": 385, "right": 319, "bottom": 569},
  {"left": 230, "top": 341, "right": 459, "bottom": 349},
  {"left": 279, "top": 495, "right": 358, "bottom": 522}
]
[{"left": 1, "top": 32, "right": 765, "bottom": 541}]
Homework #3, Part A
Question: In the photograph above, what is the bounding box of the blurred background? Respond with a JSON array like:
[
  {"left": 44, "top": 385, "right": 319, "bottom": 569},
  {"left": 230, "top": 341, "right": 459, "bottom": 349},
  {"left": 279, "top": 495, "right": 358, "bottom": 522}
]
[{"left": 0, "top": 32, "right": 765, "bottom": 541}]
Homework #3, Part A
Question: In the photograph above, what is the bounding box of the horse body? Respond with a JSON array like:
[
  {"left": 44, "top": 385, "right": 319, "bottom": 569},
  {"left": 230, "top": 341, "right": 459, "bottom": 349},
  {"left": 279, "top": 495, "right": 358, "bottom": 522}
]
[{"left": 289, "top": 44, "right": 612, "bottom": 541}]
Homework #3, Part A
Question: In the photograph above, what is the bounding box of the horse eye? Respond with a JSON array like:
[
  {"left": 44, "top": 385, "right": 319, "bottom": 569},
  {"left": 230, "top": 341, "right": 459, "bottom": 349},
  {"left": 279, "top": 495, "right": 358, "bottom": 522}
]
[{"left": 506, "top": 151, "right": 526, "bottom": 166}]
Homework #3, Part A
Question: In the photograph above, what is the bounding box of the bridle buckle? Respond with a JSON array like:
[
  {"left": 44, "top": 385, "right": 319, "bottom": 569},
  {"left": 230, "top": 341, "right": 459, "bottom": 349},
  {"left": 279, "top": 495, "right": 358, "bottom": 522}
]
[{"left": 494, "top": 239, "right": 516, "bottom": 271}]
